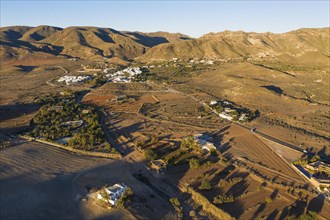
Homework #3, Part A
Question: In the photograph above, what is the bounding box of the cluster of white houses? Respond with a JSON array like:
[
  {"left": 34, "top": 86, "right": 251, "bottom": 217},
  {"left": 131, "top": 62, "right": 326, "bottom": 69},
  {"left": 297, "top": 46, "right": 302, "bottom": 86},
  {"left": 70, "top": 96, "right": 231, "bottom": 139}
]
[
  {"left": 171, "top": 57, "right": 215, "bottom": 65},
  {"left": 57, "top": 75, "right": 92, "bottom": 85},
  {"left": 97, "top": 183, "right": 127, "bottom": 206},
  {"left": 105, "top": 67, "right": 143, "bottom": 83}
]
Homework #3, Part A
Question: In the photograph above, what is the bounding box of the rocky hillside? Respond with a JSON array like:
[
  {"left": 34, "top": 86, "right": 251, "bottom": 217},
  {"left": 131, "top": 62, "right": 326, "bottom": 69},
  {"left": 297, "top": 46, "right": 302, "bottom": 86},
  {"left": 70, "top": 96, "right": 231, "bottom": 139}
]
[
  {"left": 0, "top": 25, "right": 191, "bottom": 61},
  {"left": 1, "top": 26, "right": 328, "bottom": 64},
  {"left": 136, "top": 28, "right": 330, "bottom": 64}
]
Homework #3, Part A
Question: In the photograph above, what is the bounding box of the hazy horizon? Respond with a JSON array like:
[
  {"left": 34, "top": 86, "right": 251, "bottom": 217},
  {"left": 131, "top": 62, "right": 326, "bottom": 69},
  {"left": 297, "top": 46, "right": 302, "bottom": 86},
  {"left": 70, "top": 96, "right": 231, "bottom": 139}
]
[{"left": 1, "top": 0, "right": 329, "bottom": 37}]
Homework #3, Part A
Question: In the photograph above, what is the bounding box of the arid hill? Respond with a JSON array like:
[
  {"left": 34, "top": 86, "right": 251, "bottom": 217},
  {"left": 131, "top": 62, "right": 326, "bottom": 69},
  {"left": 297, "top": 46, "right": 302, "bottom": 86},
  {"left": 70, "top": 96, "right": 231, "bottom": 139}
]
[
  {"left": 1, "top": 26, "right": 329, "bottom": 64},
  {"left": 0, "top": 25, "right": 191, "bottom": 61},
  {"left": 136, "top": 28, "right": 330, "bottom": 64}
]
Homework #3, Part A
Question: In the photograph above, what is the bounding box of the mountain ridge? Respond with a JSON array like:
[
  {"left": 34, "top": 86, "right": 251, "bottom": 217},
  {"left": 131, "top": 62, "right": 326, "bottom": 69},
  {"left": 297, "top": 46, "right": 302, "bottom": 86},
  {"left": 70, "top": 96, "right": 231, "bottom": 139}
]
[
  {"left": 1, "top": 25, "right": 329, "bottom": 64},
  {"left": 136, "top": 27, "right": 329, "bottom": 64},
  {"left": 0, "top": 25, "right": 192, "bottom": 61}
]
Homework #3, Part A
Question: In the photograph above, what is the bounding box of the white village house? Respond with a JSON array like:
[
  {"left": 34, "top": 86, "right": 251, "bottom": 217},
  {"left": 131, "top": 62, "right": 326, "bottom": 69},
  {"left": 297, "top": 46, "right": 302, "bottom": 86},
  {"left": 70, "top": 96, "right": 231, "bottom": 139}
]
[
  {"left": 57, "top": 75, "right": 92, "bottom": 85},
  {"left": 97, "top": 183, "right": 127, "bottom": 206},
  {"left": 193, "top": 134, "right": 216, "bottom": 151},
  {"left": 105, "top": 67, "right": 143, "bottom": 83},
  {"left": 198, "top": 139, "right": 216, "bottom": 151},
  {"left": 210, "top": 100, "right": 218, "bottom": 106},
  {"left": 219, "top": 113, "right": 233, "bottom": 121},
  {"left": 239, "top": 113, "right": 247, "bottom": 121}
]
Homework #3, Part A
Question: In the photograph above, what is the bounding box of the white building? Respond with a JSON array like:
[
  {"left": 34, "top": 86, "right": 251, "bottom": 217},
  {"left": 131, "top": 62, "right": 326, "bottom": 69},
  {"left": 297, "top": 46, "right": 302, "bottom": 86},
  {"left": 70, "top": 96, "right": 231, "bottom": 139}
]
[
  {"left": 57, "top": 75, "right": 91, "bottom": 85},
  {"left": 97, "top": 183, "right": 127, "bottom": 206},
  {"left": 210, "top": 100, "right": 218, "bottom": 106},
  {"left": 239, "top": 114, "right": 246, "bottom": 121},
  {"left": 219, "top": 113, "right": 233, "bottom": 121},
  {"left": 193, "top": 134, "right": 216, "bottom": 151},
  {"left": 105, "top": 67, "right": 143, "bottom": 83},
  {"left": 224, "top": 108, "right": 235, "bottom": 113},
  {"left": 199, "top": 139, "right": 216, "bottom": 151}
]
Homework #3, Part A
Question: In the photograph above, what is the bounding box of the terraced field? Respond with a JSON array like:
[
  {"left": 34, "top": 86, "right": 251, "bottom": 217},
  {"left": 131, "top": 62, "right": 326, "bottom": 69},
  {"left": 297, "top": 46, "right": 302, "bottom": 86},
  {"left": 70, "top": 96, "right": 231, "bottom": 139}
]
[{"left": 220, "top": 124, "right": 305, "bottom": 182}]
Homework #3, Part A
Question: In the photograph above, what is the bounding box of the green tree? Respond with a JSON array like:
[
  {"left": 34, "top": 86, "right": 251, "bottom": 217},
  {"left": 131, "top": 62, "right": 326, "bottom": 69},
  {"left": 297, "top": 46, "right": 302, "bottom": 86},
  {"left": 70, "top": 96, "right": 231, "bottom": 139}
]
[
  {"left": 170, "top": 198, "right": 183, "bottom": 220},
  {"left": 116, "top": 187, "right": 134, "bottom": 208},
  {"left": 170, "top": 197, "right": 180, "bottom": 207},
  {"left": 150, "top": 135, "right": 159, "bottom": 145},
  {"left": 213, "top": 195, "right": 234, "bottom": 204},
  {"left": 189, "top": 158, "right": 200, "bottom": 169},
  {"left": 310, "top": 155, "right": 320, "bottom": 163},
  {"left": 265, "top": 197, "right": 273, "bottom": 204},
  {"left": 300, "top": 211, "right": 318, "bottom": 220},
  {"left": 199, "top": 179, "right": 212, "bottom": 190},
  {"left": 68, "top": 138, "right": 75, "bottom": 146},
  {"left": 143, "top": 149, "right": 156, "bottom": 160}
]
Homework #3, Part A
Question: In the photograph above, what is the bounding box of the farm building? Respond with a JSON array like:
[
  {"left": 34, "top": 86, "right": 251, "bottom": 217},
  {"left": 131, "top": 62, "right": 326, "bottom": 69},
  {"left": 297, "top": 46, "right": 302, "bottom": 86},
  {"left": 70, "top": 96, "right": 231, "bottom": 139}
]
[
  {"left": 149, "top": 159, "right": 167, "bottom": 173},
  {"left": 97, "top": 183, "right": 127, "bottom": 206},
  {"left": 193, "top": 134, "right": 216, "bottom": 151},
  {"left": 219, "top": 113, "right": 233, "bottom": 121},
  {"left": 210, "top": 100, "right": 218, "bottom": 106}
]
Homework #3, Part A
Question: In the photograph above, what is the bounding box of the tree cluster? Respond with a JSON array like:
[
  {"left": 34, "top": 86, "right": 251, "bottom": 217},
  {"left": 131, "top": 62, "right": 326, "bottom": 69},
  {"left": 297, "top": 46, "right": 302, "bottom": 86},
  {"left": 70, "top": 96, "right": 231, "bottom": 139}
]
[
  {"left": 213, "top": 194, "right": 234, "bottom": 205},
  {"left": 170, "top": 197, "right": 183, "bottom": 220},
  {"left": 189, "top": 158, "right": 200, "bottom": 169},
  {"left": 28, "top": 93, "right": 111, "bottom": 152},
  {"left": 198, "top": 179, "right": 212, "bottom": 190}
]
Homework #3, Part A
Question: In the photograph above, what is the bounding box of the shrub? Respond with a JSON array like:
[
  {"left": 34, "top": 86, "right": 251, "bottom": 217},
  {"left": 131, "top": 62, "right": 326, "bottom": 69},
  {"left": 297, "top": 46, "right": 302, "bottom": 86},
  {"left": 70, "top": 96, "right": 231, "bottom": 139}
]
[
  {"left": 187, "top": 187, "right": 234, "bottom": 220},
  {"left": 213, "top": 195, "right": 234, "bottom": 204},
  {"left": 299, "top": 211, "right": 318, "bottom": 220},
  {"left": 143, "top": 148, "right": 157, "bottom": 160},
  {"left": 150, "top": 135, "right": 159, "bottom": 145},
  {"left": 135, "top": 141, "right": 145, "bottom": 149},
  {"left": 198, "top": 179, "right": 212, "bottom": 190},
  {"left": 265, "top": 197, "right": 273, "bottom": 204},
  {"left": 189, "top": 158, "right": 200, "bottom": 169},
  {"left": 189, "top": 210, "right": 196, "bottom": 218},
  {"left": 116, "top": 187, "right": 134, "bottom": 208},
  {"left": 170, "top": 197, "right": 183, "bottom": 220},
  {"left": 310, "top": 155, "right": 320, "bottom": 163},
  {"left": 319, "top": 185, "right": 326, "bottom": 191}
]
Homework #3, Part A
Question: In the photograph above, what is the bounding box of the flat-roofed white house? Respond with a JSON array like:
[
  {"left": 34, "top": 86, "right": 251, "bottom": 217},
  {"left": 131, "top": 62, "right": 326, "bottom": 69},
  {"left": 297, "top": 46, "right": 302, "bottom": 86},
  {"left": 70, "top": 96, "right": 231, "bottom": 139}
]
[
  {"left": 239, "top": 114, "right": 246, "bottom": 121},
  {"left": 97, "top": 183, "right": 127, "bottom": 206},
  {"left": 219, "top": 113, "right": 233, "bottom": 121},
  {"left": 210, "top": 100, "right": 218, "bottom": 106},
  {"left": 193, "top": 134, "right": 216, "bottom": 151},
  {"left": 198, "top": 139, "right": 216, "bottom": 151}
]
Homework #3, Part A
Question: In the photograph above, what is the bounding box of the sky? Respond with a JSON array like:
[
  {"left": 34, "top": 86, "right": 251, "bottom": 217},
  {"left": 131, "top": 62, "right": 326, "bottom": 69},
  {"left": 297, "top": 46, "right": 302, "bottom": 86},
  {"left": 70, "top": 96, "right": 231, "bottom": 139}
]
[{"left": 1, "top": 0, "right": 329, "bottom": 37}]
